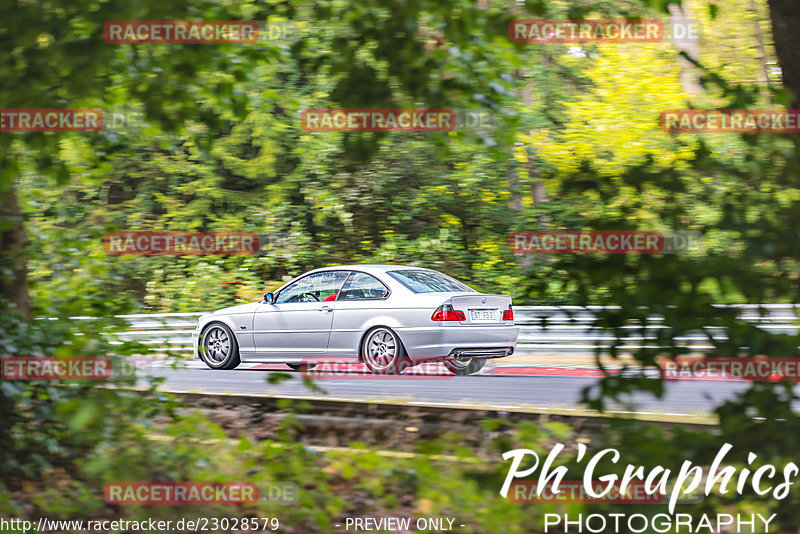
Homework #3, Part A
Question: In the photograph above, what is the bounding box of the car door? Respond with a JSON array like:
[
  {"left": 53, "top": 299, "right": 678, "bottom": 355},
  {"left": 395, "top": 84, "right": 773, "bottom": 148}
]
[
  {"left": 250, "top": 270, "right": 350, "bottom": 359},
  {"left": 327, "top": 271, "right": 392, "bottom": 358}
]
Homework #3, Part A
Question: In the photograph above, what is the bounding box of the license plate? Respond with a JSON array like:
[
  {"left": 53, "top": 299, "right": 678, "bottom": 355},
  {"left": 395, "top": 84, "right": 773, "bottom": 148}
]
[{"left": 470, "top": 309, "right": 496, "bottom": 321}]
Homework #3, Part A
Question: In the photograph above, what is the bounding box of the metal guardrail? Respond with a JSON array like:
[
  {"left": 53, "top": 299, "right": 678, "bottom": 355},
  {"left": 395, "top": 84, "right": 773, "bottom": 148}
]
[
  {"left": 88, "top": 305, "right": 800, "bottom": 355},
  {"left": 99, "top": 312, "right": 204, "bottom": 351},
  {"left": 514, "top": 305, "right": 800, "bottom": 353}
]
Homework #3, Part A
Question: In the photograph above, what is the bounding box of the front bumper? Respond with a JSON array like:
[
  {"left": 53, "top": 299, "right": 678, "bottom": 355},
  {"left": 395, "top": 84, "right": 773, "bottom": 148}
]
[
  {"left": 395, "top": 325, "right": 519, "bottom": 362},
  {"left": 192, "top": 331, "right": 200, "bottom": 359}
]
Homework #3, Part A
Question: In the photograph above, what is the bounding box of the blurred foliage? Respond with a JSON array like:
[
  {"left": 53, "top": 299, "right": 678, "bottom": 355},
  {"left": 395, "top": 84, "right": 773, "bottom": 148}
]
[
  {"left": 0, "top": 299, "right": 174, "bottom": 476},
  {"left": 2, "top": 387, "right": 569, "bottom": 533}
]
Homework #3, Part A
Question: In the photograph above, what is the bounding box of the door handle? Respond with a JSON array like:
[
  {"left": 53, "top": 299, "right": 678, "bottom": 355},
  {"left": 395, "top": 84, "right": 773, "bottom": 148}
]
[{"left": 319, "top": 306, "right": 332, "bottom": 313}]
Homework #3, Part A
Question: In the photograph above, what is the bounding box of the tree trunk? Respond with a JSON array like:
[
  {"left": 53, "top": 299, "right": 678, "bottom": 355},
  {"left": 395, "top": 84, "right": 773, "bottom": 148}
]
[
  {"left": 0, "top": 181, "right": 31, "bottom": 318},
  {"left": 767, "top": 0, "right": 800, "bottom": 107},
  {"left": 750, "top": 0, "right": 771, "bottom": 97},
  {"left": 669, "top": 3, "right": 702, "bottom": 96}
]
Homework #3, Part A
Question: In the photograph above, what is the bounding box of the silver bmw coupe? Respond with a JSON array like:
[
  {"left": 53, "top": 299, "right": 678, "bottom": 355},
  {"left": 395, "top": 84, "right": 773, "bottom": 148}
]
[{"left": 193, "top": 265, "right": 519, "bottom": 375}]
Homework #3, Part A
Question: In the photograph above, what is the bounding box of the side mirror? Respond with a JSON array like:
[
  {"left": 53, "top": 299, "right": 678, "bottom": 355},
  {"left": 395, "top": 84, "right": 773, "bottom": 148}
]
[{"left": 263, "top": 292, "right": 275, "bottom": 304}]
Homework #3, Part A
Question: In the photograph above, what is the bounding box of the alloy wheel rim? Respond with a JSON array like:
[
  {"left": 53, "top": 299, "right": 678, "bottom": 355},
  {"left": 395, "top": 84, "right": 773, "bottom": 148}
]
[
  {"left": 365, "top": 329, "right": 398, "bottom": 370},
  {"left": 203, "top": 326, "right": 230, "bottom": 363}
]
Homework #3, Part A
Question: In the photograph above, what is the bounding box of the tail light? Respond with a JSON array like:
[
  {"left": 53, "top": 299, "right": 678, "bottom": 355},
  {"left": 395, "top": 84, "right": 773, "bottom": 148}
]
[
  {"left": 502, "top": 307, "right": 514, "bottom": 321},
  {"left": 432, "top": 305, "right": 465, "bottom": 321}
]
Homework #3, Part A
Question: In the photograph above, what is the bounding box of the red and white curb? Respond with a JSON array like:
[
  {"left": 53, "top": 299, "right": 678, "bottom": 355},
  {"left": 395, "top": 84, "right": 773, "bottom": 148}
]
[{"left": 128, "top": 359, "right": 758, "bottom": 381}]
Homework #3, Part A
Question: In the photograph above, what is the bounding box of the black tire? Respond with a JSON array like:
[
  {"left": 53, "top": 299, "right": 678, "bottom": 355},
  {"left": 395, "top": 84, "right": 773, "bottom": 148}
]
[
  {"left": 360, "top": 327, "right": 411, "bottom": 375},
  {"left": 443, "top": 357, "right": 487, "bottom": 376},
  {"left": 286, "top": 363, "right": 317, "bottom": 371},
  {"left": 198, "top": 322, "right": 241, "bottom": 370}
]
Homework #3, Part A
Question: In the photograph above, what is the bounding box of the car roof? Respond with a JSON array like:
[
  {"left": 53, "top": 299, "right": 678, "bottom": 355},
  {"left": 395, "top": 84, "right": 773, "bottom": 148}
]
[
  {"left": 272, "top": 264, "right": 471, "bottom": 295},
  {"left": 309, "top": 264, "right": 430, "bottom": 275}
]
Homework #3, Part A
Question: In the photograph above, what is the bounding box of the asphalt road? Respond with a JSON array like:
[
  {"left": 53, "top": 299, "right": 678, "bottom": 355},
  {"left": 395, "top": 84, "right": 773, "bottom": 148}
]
[{"left": 138, "top": 362, "right": 756, "bottom": 416}]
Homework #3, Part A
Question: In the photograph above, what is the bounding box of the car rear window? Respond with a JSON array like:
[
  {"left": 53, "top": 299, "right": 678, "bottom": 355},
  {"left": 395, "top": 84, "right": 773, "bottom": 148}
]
[
  {"left": 387, "top": 270, "right": 475, "bottom": 293},
  {"left": 340, "top": 272, "right": 390, "bottom": 300}
]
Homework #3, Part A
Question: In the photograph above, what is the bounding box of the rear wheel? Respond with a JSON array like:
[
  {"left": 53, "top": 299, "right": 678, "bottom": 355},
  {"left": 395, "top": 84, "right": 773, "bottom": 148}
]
[
  {"left": 361, "top": 327, "right": 410, "bottom": 375},
  {"left": 443, "top": 356, "right": 486, "bottom": 376},
  {"left": 199, "top": 323, "right": 240, "bottom": 370}
]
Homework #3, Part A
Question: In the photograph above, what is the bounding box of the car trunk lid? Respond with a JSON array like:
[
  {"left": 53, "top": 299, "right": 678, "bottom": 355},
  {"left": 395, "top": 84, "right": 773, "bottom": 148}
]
[{"left": 448, "top": 294, "right": 511, "bottom": 324}]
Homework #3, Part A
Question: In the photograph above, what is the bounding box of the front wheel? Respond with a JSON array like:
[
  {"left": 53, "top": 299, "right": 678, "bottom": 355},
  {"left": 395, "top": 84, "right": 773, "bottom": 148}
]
[
  {"left": 199, "top": 323, "right": 241, "bottom": 370},
  {"left": 443, "top": 356, "right": 486, "bottom": 376},
  {"left": 361, "top": 327, "right": 410, "bottom": 375}
]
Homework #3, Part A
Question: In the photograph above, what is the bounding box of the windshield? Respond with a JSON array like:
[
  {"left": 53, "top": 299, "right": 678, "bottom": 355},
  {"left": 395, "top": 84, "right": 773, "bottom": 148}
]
[{"left": 387, "top": 270, "right": 475, "bottom": 293}]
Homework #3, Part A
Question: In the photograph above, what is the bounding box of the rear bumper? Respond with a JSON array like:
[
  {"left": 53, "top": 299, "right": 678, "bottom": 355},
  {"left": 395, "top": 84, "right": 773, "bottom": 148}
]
[
  {"left": 395, "top": 325, "right": 519, "bottom": 362},
  {"left": 449, "top": 347, "right": 514, "bottom": 359}
]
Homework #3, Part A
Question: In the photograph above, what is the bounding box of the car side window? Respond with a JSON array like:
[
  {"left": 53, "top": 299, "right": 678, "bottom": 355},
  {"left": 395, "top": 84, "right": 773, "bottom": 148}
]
[
  {"left": 275, "top": 271, "right": 350, "bottom": 303},
  {"left": 339, "top": 272, "right": 390, "bottom": 300}
]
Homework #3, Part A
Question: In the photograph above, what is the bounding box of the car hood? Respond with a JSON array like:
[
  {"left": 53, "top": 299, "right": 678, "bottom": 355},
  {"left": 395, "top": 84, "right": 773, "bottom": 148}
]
[{"left": 212, "top": 302, "right": 260, "bottom": 315}]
